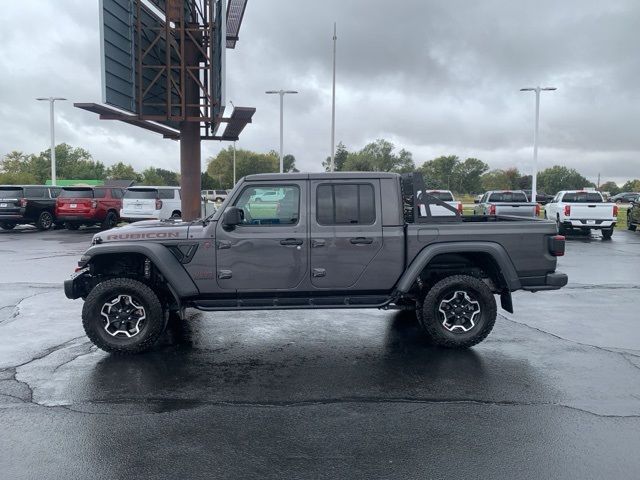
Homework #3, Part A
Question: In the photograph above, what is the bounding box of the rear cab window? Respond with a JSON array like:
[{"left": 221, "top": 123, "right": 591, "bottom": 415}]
[
  {"left": 426, "top": 191, "right": 454, "bottom": 201},
  {"left": 488, "top": 192, "right": 528, "bottom": 202},
  {"left": 562, "top": 192, "right": 603, "bottom": 203}
]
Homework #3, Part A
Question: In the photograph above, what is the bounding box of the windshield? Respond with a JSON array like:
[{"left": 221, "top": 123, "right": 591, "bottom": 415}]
[
  {"left": 427, "top": 191, "right": 454, "bottom": 201},
  {"left": 0, "top": 188, "right": 23, "bottom": 199},
  {"left": 60, "top": 189, "right": 93, "bottom": 198},
  {"left": 562, "top": 192, "right": 603, "bottom": 203},
  {"left": 125, "top": 189, "right": 158, "bottom": 199},
  {"left": 488, "top": 192, "right": 528, "bottom": 202}
]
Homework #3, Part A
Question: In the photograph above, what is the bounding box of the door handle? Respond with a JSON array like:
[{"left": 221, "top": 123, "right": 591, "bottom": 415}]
[
  {"left": 312, "top": 268, "right": 326, "bottom": 277},
  {"left": 311, "top": 239, "right": 326, "bottom": 248},
  {"left": 350, "top": 237, "right": 373, "bottom": 245},
  {"left": 280, "top": 238, "right": 303, "bottom": 246}
]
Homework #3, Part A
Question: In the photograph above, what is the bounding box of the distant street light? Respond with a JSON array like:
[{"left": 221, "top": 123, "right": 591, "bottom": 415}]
[
  {"left": 36, "top": 97, "right": 67, "bottom": 186},
  {"left": 265, "top": 90, "right": 298, "bottom": 173},
  {"left": 520, "top": 87, "right": 556, "bottom": 204}
]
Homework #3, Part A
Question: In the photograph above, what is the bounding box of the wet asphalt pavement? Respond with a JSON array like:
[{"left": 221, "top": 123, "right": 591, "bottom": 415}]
[{"left": 1, "top": 226, "right": 639, "bottom": 479}]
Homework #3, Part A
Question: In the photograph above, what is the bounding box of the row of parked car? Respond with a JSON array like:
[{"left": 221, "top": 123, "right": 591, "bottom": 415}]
[{"left": 0, "top": 185, "right": 182, "bottom": 231}]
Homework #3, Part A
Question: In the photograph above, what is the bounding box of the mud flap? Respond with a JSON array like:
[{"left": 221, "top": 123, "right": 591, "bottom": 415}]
[{"left": 500, "top": 291, "right": 514, "bottom": 313}]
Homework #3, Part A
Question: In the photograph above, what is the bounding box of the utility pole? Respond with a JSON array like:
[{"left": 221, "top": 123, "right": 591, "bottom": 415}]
[
  {"left": 266, "top": 90, "right": 298, "bottom": 173},
  {"left": 520, "top": 86, "right": 557, "bottom": 203},
  {"left": 36, "top": 97, "right": 67, "bottom": 186},
  {"left": 330, "top": 22, "right": 337, "bottom": 172}
]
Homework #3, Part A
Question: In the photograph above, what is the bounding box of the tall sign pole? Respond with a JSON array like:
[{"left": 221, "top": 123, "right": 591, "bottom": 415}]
[
  {"left": 36, "top": 97, "right": 66, "bottom": 186},
  {"left": 330, "top": 23, "right": 337, "bottom": 172}
]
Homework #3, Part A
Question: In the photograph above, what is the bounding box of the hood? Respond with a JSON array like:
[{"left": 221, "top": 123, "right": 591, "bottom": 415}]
[{"left": 91, "top": 219, "right": 192, "bottom": 245}]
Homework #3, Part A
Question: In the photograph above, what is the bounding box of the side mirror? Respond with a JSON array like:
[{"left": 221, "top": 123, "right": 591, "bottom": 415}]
[{"left": 222, "top": 206, "right": 244, "bottom": 229}]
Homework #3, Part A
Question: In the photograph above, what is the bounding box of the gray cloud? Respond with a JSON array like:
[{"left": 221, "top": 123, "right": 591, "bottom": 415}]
[{"left": 1, "top": 0, "right": 639, "bottom": 184}]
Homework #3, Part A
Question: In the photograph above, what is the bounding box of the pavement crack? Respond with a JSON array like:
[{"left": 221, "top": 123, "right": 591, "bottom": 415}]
[{"left": 0, "top": 291, "right": 52, "bottom": 325}]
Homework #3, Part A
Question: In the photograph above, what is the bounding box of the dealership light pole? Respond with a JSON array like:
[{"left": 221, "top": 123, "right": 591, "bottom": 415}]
[
  {"left": 520, "top": 86, "right": 556, "bottom": 203},
  {"left": 265, "top": 90, "right": 298, "bottom": 173},
  {"left": 330, "top": 22, "right": 337, "bottom": 171},
  {"left": 36, "top": 97, "right": 67, "bottom": 186}
]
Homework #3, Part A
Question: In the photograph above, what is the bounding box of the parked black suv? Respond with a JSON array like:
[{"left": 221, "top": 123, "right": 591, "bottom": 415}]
[{"left": 0, "top": 185, "right": 62, "bottom": 230}]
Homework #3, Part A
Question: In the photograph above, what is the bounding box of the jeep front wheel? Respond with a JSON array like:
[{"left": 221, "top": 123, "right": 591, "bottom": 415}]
[
  {"left": 418, "top": 275, "right": 497, "bottom": 348},
  {"left": 82, "top": 278, "right": 166, "bottom": 354}
]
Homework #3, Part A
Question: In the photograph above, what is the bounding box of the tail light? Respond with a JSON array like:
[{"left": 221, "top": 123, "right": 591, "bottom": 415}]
[
  {"left": 91, "top": 200, "right": 98, "bottom": 209},
  {"left": 457, "top": 202, "right": 463, "bottom": 214},
  {"left": 564, "top": 205, "right": 571, "bottom": 217},
  {"left": 548, "top": 235, "right": 565, "bottom": 256},
  {"left": 535, "top": 204, "right": 541, "bottom": 216},
  {"left": 20, "top": 198, "right": 27, "bottom": 208},
  {"left": 613, "top": 205, "right": 618, "bottom": 217},
  {"left": 489, "top": 204, "right": 496, "bottom": 215},
  {"left": 155, "top": 199, "right": 163, "bottom": 210}
]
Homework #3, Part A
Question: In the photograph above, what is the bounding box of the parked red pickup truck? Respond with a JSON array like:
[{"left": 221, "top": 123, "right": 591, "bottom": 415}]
[{"left": 56, "top": 186, "right": 124, "bottom": 230}]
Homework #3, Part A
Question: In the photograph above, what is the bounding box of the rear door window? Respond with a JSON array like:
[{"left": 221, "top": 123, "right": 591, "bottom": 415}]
[
  {"left": 0, "top": 188, "right": 24, "bottom": 199},
  {"left": 316, "top": 183, "right": 376, "bottom": 225},
  {"left": 488, "top": 192, "right": 528, "bottom": 202},
  {"left": 562, "top": 192, "right": 603, "bottom": 203},
  {"left": 158, "top": 189, "right": 176, "bottom": 200},
  {"left": 24, "top": 187, "right": 47, "bottom": 198}
]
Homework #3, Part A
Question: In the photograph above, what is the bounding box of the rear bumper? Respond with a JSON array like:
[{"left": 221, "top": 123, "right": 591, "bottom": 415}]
[
  {"left": 57, "top": 215, "right": 98, "bottom": 223},
  {"left": 563, "top": 220, "right": 615, "bottom": 229},
  {"left": 0, "top": 214, "right": 27, "bottom": 223},
  {"left": 521, "top": 272, "right": 568, "bottom": 292}
]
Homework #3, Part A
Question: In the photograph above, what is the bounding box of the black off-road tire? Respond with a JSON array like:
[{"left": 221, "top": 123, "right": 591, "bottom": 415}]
[
  {"left": 36, "top": 211, "right": 54, "bottom": 231},
  {"left": 556, "top": 217, "right": 566, "bottom": 236},
  {"left": 82, "top": 278, "right": 166, "bottom": 354},
  {"left": 0, "top": 223, "right": 16, "bottom": 230},
  {"left": 418, "top": 275, "right": 497, "bottom": 348},
  {"left": 65, "top": 222, "right": 80, "bottom": 230},
  {"left": 601, "top": 228, "right": 614, "bottom": 240},
  {"left": 101, "top": 211, "right": 118, "bottom": 230}
]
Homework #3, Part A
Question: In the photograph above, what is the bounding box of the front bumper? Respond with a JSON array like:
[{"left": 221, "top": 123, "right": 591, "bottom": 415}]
[
  {"left": 521, "top": 272, "right": 569, "bottom": 292},
  {"left": 64, "top": 268, "right": 90, "bottom": 299}
]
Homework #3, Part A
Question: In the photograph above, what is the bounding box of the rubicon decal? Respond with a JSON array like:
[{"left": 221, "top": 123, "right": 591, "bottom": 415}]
[{"left": 106, "top": 232, "right": 181, "bottom": 240}]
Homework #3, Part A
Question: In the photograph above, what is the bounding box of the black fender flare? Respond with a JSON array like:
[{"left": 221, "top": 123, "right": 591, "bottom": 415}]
[
  {"left": 80, "top": 242, "right": 199, "bottom": 298},
  {"left": 394, "top": 241, "right": 521, "bottom": 293}
]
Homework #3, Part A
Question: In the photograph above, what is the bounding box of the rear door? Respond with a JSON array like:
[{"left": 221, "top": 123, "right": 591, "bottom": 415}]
[
  {"left": 215, "top": 182, "right": 308, "bottom": 291},
  {"left": 310, "top": 180, "right": 382, "bottom": 288}
]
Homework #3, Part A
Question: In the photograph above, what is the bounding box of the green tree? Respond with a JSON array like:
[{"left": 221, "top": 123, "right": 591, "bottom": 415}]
[
  {"left": 419, "top": 155, "right": 460, "bottom": 190},
  {"left": 323, "top": 142, "right": 349, "bottom": 171},
  {"left": 207, "top": 147, "right": 279, "bottom": 188},
  {"left": 155, "top": 168, "right": 179, "bottom": 186},
  {"left": 106, "top": 162, "right": 140, "bottom": 181},
  {"left": 40, "top": 144, "right": 107, "bottom": 180},
  {"left": 598, "top": 181, "right": 620, "bottom": 196},
  {"left": 343, "top": 139, "right": 414, "bottom": 173},
  {"left": 201, "top": 172, "right": 216, "bottom": 190},
  {"left": 283, "top": 154, "right": 299, "bottom": 173},
  {"left": 0, "top": 171, "right": 38, "bottom": 184},
  {"left": 452, "top": 158, "right": 489, "bottom": 193},
  {"left": 480, "top": 169, "right": 511, "bottom": 190},
  {"left": 537, "top": 166, "right": 594, "bottom": 194},
  {"left": 141, "top": 167, "right": 164, "bottom": 186},
  {"left": 620, "top": 179, "right": 640, "bottom": 192}
]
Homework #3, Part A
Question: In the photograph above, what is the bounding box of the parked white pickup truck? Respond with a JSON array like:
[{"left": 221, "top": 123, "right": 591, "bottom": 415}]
[
  {"left": 544, "top": 190, "right": 617, "bottom": 239},
  {"left": 425, "top": 190, "right": 463, "bottom": 216}
]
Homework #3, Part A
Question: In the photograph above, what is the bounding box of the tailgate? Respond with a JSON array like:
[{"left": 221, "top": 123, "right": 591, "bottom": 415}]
[
  {"left": 0, "top": 188, "right": 23, "bottom": 215},
  {"left": 496, "top": 204, "right": 537, "bottom": 217},
  {"left": 569, "top": 204, "right": 615, "bottom": 220},
  {"left": 122, "top": 199, "right": 156, "bottom": 215},
  {"left": 428, "top": 201, "right": 459, "bottom": 216},
  {"left": 57, "top": 197, "right": 92, "bottom": 214}
]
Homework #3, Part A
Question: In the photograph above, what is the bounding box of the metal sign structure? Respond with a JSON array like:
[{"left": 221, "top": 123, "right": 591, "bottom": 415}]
[{"left": 79, "top": 0, "right": 254, "bottom": 220}]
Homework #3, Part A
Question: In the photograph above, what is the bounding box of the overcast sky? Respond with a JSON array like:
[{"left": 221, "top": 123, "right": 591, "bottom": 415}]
[{"left": 1, "top": 0, "right": 639, "bottom": 184}]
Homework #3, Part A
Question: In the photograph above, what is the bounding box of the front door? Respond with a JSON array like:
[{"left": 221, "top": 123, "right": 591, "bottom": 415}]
[
  {"left": 310, "top": 180, "right": 383, "bottom": 289},
  {"left": 215, "top": 182, "right": 308, "bottom": 291}
]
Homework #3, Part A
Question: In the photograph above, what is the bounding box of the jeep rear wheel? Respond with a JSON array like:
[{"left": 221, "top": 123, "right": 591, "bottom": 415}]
[
  {"left": 418, "top": 275, "right": 496, "bottom": 348},
  {"left": 36, "top": 211, "right": 54, "bottom": 231},
  {"left": 82, "top": 278, "right": 166, "bottom": 354}
]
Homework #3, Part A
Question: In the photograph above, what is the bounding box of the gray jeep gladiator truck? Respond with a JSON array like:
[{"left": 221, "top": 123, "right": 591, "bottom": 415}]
[{"left": 65, "top": 172, "right": 568, "bottom": 354}]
